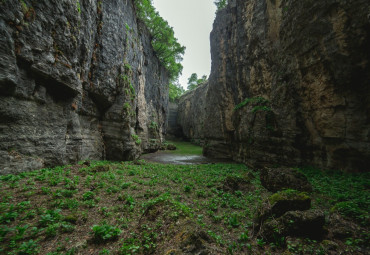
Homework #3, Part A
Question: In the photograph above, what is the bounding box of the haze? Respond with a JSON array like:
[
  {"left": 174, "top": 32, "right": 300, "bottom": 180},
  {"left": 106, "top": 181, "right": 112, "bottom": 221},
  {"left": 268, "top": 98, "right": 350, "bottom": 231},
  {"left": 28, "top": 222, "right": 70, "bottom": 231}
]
[{"left": 152, "top": 0, "right": 217, "bottom": 89}]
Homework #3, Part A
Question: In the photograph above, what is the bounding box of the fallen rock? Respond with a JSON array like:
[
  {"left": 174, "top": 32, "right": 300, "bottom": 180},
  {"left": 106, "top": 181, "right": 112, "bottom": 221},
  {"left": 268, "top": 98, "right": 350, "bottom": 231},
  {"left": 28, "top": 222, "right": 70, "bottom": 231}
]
[
  {"left": 221, "top": 175, "right": 255, "bottom": 193},
  {"left": 166, "top": 144, "right": 177, "bottom": 150},
  {"left": 256, "top": 189, "right": 311, "bottom": 225},
  {"left": 260, "top": 210, "right": 326, "bottom": 241},
  {"left": 90, "top": 165, "right": 111, "bottom": 173},
  {"left": 260, "top": 168, "right": 313, "bottom": 192}
]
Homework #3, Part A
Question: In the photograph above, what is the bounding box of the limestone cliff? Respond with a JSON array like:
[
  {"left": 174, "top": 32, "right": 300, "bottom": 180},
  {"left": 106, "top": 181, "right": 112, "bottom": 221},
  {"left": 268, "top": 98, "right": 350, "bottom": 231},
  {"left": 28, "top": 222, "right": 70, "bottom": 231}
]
[
  {"left": 0, "top": 0, "right": 169, "bottom": 174},
  {"left": 178, "top": 0, "right": 370, "bottom": 171}
]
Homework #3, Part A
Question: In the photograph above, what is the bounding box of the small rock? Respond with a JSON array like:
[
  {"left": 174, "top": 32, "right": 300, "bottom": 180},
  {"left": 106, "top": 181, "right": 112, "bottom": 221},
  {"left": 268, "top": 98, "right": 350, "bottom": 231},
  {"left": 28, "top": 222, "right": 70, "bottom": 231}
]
[
  {"left": 221, "top": 175, "right": 255, "bottom": 193},
  {"left": 260, "top": 210, "right": 326, "bottom": 241},
  {"left": 90, "top": 165, "right": 110, "bottom": 173},
  {"left": 260, "top": 167, "right": 313, "bottom": 192},
  {"left": 166, "top": 144, "right": 177, "bottom": 150}
]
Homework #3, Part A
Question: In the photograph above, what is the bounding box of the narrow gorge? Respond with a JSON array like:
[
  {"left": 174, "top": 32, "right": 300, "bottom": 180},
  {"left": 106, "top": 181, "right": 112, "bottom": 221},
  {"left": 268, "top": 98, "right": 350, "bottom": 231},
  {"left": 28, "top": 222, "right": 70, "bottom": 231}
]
[
  {"left": 1, "top": 0, "right": 169, "bottom": 174},
  {"left": 178, "top": 0, "right": 370, "bottom": 171}
]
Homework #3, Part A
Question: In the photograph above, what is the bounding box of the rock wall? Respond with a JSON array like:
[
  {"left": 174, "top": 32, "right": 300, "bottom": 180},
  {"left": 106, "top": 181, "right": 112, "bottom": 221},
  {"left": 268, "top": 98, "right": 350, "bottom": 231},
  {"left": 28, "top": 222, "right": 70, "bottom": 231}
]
[
  {"left": 0, "top": 0, "right": 169, "bottom": 174},
  {"left": 166, "top": 102, "right": 183, "bottom": 139},
  {"left": 178, "top": 0, "right": 370, "bottom": 171},
  {"left": 177, "top": 83, "right": 208, "bottom": 144}
]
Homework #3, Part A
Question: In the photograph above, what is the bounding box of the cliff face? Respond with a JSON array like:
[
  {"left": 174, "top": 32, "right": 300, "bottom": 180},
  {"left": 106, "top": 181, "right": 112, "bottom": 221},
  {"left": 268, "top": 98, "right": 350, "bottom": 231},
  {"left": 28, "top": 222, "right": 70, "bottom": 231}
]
[
  {"left": 178, "top": 0, "right": 370, "bottom": 171},
  {"left": 177, "top": 83, "right": 208, "bottom": 144},
  {"left": 0, "top": 0, "right": 169, "bottom": 174}
]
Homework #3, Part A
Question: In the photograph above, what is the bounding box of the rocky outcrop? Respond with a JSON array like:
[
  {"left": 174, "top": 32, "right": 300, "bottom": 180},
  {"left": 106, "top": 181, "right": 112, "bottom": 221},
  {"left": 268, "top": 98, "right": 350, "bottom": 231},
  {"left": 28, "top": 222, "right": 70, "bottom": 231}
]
[
  {"left": 0, "top": 0, "right": 169, "bottom": 174},
  {"left": 178, "top": 0, "right": 370, "bottom": 171},
  {"left": 260, "top": 168, "right": 313, "bottom": 192}
]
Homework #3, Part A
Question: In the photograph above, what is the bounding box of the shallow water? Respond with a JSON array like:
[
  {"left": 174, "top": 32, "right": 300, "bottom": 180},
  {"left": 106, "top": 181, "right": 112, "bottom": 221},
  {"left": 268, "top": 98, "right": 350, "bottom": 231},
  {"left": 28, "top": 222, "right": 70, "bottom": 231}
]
[{"left": 140, "top": 151, "right": 233, "bottom": 165}]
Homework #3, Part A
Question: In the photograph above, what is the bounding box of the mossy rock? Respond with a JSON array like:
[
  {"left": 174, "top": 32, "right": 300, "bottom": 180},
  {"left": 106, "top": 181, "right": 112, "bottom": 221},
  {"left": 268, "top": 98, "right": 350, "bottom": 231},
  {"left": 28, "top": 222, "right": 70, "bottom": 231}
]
[
  {"left": 166, "top": 143, "right": 177, "bottom": 150},
  {"left": 260, "top": 210, "right": 326, "bottom": 241},
  {"left": 256, "top": 189, "right": 311, "bottom": 225}
]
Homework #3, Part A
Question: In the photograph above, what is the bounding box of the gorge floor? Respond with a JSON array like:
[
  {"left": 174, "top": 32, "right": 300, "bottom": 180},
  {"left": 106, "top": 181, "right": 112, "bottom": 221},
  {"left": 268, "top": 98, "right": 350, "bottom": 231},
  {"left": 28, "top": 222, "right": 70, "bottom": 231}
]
[{"left": 0, "top": 143, "right": 368, "bottom": 254}]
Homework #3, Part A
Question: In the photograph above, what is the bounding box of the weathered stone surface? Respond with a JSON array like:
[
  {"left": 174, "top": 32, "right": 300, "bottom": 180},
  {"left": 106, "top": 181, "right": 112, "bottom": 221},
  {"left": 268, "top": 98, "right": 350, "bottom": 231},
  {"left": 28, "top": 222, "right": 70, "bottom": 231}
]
[
  {"left": 167, "top": 102, "right": 183, "bottom": 139},
  {"left": 177, "top": 0, "right": 370, "bottom": 171},
  {"left": 260, "top": 168, "right": 313, "bottom": 192},
  {"left": 0, "top": 0, "right": 169, "bottom": 174},
  {"left": 177, "top": 82, "right": 209, "bottom": 146},
  {"left": 256, "top": 189, "right": 311, "bottom": 225},
  {"left": 260, "top": 210, "right": 326, "bottom": 241}
]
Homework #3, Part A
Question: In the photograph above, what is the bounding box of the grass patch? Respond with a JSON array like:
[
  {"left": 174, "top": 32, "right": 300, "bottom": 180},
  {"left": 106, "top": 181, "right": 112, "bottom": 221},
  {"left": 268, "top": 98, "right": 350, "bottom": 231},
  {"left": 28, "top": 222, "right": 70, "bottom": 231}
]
[{"left": 165, "top": 140, "right": 203, "bottom": 155}]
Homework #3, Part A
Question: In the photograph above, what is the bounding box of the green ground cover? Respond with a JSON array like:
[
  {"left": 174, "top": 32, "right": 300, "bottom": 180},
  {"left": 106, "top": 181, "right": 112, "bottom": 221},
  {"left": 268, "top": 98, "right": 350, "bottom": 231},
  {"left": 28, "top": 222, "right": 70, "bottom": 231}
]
[
  {"left": 166, "top": 140, "right": 203, "bottom": 155},
  {"left": 0, "top": 160, "right": 368, "bottom": 254}
]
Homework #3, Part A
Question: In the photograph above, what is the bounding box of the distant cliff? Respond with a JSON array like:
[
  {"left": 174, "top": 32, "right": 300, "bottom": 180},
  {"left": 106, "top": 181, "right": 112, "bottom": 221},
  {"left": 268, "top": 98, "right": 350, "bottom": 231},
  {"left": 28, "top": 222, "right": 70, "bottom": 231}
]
[
  {"left": 178, "top": 0, "right": 370, "bottom": 171},
  {"left": 0, "top": 0, "right": 169, "bottom": 174}
]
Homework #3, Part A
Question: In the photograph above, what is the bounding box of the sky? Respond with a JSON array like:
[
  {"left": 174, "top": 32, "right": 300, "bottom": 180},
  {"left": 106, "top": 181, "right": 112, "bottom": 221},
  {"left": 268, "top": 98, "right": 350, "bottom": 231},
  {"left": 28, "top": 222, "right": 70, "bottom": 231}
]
[{"left": 152, "top": 0, "right": 217, "bottom": 90}]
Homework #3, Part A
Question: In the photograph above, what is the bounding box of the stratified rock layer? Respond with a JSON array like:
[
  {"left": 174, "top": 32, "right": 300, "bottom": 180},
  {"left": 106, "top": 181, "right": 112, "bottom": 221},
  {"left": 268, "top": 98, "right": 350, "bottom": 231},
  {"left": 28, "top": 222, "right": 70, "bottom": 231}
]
[
  {"left": 0, "top": 0, "right": 169, "bottom": 174},
  {"left": 178, "top": 0, "right": 370, "bottom": 171}
]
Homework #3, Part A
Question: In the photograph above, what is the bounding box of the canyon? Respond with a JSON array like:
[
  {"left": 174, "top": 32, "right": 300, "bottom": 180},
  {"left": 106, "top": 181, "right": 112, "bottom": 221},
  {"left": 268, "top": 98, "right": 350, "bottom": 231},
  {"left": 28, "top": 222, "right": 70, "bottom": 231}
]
[{"left": 178, "top": 0, "right": 370, "bottom": 171}]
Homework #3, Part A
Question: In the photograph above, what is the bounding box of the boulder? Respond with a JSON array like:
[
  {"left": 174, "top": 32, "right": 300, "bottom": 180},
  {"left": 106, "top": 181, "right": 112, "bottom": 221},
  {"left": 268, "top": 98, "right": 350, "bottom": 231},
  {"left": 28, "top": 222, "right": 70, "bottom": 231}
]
[
  {"left": 260, "top": 168, "right": 313, "bottom": 192},
  {"left": 256, "top": 189, "right": 311, "bottom": 225},
  {"left": 260, "top": 210, "right": 326, "bottom": 241}
]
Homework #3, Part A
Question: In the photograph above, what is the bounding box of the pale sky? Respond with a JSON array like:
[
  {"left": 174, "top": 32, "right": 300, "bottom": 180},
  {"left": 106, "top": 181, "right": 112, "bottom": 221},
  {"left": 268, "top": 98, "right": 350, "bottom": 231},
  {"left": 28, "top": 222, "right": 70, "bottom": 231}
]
[{"left": 152, "top": 0, "right": 217, "bottom": 90}]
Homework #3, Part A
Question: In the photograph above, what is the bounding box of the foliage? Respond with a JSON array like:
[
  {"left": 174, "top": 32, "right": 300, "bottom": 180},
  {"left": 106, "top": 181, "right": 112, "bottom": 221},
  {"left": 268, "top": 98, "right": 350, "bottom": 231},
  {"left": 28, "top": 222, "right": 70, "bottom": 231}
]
[
  {"left": 234, "top": 97, "right": 269, "bottom": 111},
  {"left": 135, "top": 0, "right": 185, "bottom": 81},
  {"left": 214, "top": 0, "right": 228, "bottom": 11},
  {"left": 169, "top": 82, "right": 185, "bottom": 102},
  {"left": 187, "top": 73, "right": 207, "bottom": 91},
  {"left": 0, "top": 155, "right": 368, "bottom": 254},
  {"left": 302, "top": 167, "right": 370, "bottom": 226},
  {"left": 131, "top": 134, "right": 142, "bottom": 145},
  {"left": 91, "top": 224, "right": 121, "bottom": 242}
]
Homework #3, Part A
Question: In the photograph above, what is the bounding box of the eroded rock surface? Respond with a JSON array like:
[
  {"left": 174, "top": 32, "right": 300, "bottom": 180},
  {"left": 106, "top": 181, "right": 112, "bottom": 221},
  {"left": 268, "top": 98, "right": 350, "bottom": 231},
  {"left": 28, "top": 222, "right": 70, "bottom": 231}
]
[
  {"left": 178, "top": 0, "right": 370, "bottom": 171},
  {"left": 260, "top": 168, "right": 313, "bottom": 192},
  {"left": 0, "top": 0, "right": 169, "bottom": 174}
]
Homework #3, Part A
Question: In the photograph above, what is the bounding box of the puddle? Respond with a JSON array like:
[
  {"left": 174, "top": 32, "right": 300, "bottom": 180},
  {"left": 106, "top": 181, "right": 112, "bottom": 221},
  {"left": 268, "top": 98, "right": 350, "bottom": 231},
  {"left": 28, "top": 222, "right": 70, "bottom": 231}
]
[{"left": 140, "top": 151, "right": 232, "bottom": 165}]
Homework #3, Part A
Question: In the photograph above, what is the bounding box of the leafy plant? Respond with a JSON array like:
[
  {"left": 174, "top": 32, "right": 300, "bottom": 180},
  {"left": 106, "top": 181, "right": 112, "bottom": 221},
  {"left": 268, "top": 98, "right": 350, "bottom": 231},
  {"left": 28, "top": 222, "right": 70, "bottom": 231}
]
[
  {"left": 17, "top": 239, "right": 39, "bottom": 254},
  {"left": 131, "top": 134, "right": 141, "bottom": 145},
  {"left": 91, "top": 224, "right": 121, "bottom": 242}
]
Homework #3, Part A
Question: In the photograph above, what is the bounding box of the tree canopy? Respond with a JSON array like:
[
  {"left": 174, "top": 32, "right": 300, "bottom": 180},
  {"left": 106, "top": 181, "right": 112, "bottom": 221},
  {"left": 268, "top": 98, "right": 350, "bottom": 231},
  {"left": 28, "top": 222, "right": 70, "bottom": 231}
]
[
  {"left": 187, "top": 73, "right": 207, "bottom": 91},
  {"left": 134, "top": 0, "right": 185, "bottom": 81},
  {"left": 169, "top": 82, "right": 185, "bottom": 102}
]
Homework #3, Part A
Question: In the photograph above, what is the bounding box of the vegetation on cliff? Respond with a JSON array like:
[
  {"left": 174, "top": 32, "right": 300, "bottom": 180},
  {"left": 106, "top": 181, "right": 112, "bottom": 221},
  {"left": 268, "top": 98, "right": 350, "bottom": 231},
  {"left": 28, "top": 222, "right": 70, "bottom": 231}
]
[
  {"left": 187, "top": 73, "right": 208, "bottom": 91},
  {"left": 214, "top": 0, "right": 228, "bottom": 11},
  {"left": 134, "top": 0, "right": 185, "bottom": 81}
]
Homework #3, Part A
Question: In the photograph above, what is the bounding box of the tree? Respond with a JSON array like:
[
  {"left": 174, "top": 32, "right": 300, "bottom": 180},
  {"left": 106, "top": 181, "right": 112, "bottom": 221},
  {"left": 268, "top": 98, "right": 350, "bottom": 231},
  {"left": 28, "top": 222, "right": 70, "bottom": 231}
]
[
  {"left": 187, "top": 73, "right": 207, "bottom": 91},
  {"left": 169, "top": 82, "right": 185, "bottom": 102},
  {"left": 134, "top": 0, "right": 185, "bottom": 81}
]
